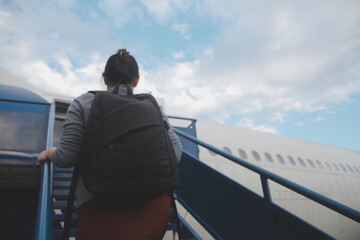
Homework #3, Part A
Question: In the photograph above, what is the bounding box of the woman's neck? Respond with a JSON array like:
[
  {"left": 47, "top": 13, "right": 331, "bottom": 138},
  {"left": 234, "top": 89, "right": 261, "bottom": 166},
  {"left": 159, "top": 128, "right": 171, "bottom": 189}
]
[{"left": 107, "top": 84, "right": 128, "bottom": 90}]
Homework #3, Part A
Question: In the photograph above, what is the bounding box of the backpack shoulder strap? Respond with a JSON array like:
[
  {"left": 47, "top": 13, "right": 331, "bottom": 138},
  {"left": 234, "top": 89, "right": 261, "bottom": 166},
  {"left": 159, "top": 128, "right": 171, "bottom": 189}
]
[{"left": 144, "top": 93, "right": 161, "bottom": 109}]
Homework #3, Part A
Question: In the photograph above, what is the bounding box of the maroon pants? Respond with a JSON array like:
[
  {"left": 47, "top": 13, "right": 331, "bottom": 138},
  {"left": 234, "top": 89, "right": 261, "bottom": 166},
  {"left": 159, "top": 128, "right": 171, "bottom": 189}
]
[{"left": 76, "top": 195, "right": 171, "bottom": 240}]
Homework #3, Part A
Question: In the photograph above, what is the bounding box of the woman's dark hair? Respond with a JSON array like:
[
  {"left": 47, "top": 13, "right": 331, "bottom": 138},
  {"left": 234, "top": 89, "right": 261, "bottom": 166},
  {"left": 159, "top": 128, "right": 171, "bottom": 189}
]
[{"left": 103, "top": 49, "right": 139, "bottom": 86}]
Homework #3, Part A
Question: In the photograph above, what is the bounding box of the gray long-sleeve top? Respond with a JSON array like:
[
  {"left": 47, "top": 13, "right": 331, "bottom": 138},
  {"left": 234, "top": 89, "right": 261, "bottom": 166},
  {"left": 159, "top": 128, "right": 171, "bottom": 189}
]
[{"left": 51, "top": 87, "right": 182, "bottom": 208}]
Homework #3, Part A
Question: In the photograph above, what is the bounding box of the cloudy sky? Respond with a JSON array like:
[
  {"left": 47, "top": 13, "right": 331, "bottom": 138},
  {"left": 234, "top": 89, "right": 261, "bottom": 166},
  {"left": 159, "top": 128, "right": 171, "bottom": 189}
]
[{"left": 1, "top": 0, "right": 359, "bottom": 151}]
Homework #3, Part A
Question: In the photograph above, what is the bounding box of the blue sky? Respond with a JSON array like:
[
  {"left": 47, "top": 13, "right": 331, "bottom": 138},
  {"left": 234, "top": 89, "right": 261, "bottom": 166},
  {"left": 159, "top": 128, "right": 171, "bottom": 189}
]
[{"left": 0, "top": 0, "right": 359, "bottom": 151}]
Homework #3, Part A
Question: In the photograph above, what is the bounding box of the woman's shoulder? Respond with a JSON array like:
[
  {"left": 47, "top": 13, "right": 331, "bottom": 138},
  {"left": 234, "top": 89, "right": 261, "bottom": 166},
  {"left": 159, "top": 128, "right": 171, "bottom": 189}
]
[
  {"left": 74, "top": 91, "right": 96, "bottom": 104},
  {"left": 68, "top": 92, "right": 97, "bottom": 113}
]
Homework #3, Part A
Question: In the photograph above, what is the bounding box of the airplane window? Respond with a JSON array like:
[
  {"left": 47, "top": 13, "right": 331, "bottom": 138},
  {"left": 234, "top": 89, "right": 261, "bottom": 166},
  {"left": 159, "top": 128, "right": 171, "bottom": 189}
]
[
  {"left": 209, "top": 150, "right": 217, "bottom": 156},
  {"left": 307, "top": 159, "right": 316, "bottom": 168},
  {"left": 264, "top": 152, "right": 273, "bottom": 163},
  {"left": 298, "top": 157, "right": 306, "bottom": 167},
  {"left": 287, "top": 156, "right": 296, "bottom": 165},
  {"left": 315, "top": 160, "right": 324, "bottom": 169},
  {"left": 346, "top": 164, "right": 354, "bottom": 173},
  {"left": 324, "top": 162, "right": 332, "bottom": 170},
  {"left": 353, "top": 166, "right": 360, "bottom": 174},
  {"left": 223, "top": 147, "right": 232, "bottom": 155},
  {"left": 252, "top": 151, "right": 261, "bottom": 161},
  {"left": 332, "top": 163, "right": 340, "bottom": 171},
  {"left": 276, "top": 154, "right": 285, "bottom": 164},
  {"left": 339, "top": 163, "right": 347, "bottom": 172},
  {"left": 238, "top": 149, "right": 248, "bottom": 160}
]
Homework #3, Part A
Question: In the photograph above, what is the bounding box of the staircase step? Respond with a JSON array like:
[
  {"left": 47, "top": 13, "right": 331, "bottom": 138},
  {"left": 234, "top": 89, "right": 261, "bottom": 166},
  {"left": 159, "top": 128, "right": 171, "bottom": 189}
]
[
  {"left": 54, "top": 172, "right": 73, "bottom": 180},
  {"left": 53, "top": 181, "right": 71, "bottom": 188},
  {"left": 54, "top": 166, "right": 74, "bottom": 172},
  {"left": 54, "top": 200, "right": 77, "bottom": 210},
  {"left": 53, "top": 189, "right": 71, "bottom": 199}
]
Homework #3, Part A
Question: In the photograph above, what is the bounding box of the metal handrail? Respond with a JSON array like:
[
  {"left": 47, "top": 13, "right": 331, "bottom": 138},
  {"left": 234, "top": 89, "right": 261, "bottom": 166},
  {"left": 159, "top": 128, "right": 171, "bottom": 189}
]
[
  {"left": 173, "top": 128, "right": 360, "bottom": 223},
  {"left": 34, "top": 103, "right": 55, "bottom": 240},
  {"left": 0, "top": 150, "right": 39, "bottom": 159},
  {"left": 167, "top": 115, "right": 197, "bottom": 122},
  {"left": 168, "top": 115, "right": 198, "bottom": 130}
]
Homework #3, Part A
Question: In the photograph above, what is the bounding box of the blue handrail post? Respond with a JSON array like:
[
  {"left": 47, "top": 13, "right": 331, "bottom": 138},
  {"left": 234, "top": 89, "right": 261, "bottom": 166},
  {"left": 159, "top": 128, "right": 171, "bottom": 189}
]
[
  {"left": 260, "top": 175, "right": 271, "bottom": 203},
  {"left": 34, "top": 102, "right": 55, "bottom": 240},
  {"left": 34, "top": 161, "right": 54, "bottom": 240},
  {"left": 168, "top": 116, "right": 199, "bottom": 159},
  {"left": 260, "top": 175, "right": 279, "bottom": 239}
]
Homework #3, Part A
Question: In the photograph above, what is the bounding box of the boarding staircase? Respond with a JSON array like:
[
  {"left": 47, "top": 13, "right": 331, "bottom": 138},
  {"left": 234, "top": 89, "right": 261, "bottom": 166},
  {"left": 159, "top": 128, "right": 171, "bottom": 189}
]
[{"left": 34, "top": 104, "right": 360, "bottom": 240}]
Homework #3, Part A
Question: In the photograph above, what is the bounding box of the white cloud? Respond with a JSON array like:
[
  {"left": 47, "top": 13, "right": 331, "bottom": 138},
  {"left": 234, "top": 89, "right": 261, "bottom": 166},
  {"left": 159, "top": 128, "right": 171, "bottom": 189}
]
[
  {"left": 140, "top": 0, "right": 195, "bottom": 23},
  {"left": 270, "top": 112, "right": 286, "bottom": 123},
  {"left": 21, "top": 55, "right": 104, "bottom": 97},
  {"left": 98, "top": 0, "right": 195, "bottom": 25},
  {"left": 135, "top": 66, "right": 164, "bottom": 97},
  {"left": 0, "top": 9, "right": 11, "bottom": 27},
  {"left": 171, "top": 23, "right": 191, "bottom": 39},
  {"left": 98, "top": 0, "right": 144, "bottom": 27},
  {"left": 139, "top": 0, "right": 172, "bottom": 22},
  {"left": 0, "top": 0, "right": 115, "bottom": 67},
  {"left": 235, "top": 117, "right": 279, "bottom": 134},
  {"left": 192, "top": 0, "right": 360, "bottom": 117},
  {"left": 171, "top": 51, "right": 184, "bottom": 59},
  {"left": 295, "top": 122, "right": 305, "bottom": 128},
  {"left": 203, "top": 48, "right": 214, "bottom": 59},
  {"left": 314, "top": 116, "right": 326, "bottom": 122}
]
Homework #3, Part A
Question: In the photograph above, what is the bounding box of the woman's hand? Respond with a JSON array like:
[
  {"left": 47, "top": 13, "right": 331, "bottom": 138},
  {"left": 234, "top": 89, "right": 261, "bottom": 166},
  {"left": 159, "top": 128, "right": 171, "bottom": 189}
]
[{"left": 37, "top": 147, "right": 56, "bottom": 164}]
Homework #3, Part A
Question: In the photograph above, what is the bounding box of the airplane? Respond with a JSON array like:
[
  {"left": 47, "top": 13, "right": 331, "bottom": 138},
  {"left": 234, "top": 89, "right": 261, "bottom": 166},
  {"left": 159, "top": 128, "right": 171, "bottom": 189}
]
[{"left": 1, "top": 65, "right": 359, "bottom": 240}]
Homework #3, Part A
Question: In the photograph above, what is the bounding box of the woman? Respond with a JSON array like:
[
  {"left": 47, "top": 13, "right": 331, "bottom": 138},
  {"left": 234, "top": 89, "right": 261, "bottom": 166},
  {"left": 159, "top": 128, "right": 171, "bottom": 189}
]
[{"left": 38, "top": 49, "right": 182, "bottom": 240}]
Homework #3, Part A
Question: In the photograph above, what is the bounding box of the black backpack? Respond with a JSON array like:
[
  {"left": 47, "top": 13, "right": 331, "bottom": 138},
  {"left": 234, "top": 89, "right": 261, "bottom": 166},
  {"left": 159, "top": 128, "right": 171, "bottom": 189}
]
[
  {"left": 80, "top": 89, "right": 179, "bottom": 201},
  {"left": 62, "top": 87, "right": 181, "bottom": 240}
]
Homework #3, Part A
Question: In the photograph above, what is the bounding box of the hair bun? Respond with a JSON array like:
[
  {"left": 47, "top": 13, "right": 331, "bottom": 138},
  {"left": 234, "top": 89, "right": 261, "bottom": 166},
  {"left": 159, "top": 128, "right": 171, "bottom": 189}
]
[{"left": 117, "top": 48, "right": 129, "bottom": 56}]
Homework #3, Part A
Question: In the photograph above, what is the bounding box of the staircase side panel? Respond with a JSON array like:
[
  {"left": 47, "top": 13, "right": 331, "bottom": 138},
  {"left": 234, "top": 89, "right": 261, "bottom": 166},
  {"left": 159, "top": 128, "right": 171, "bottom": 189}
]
[{"left": 176, "top": 152, "right": 334, "bottom": 240}]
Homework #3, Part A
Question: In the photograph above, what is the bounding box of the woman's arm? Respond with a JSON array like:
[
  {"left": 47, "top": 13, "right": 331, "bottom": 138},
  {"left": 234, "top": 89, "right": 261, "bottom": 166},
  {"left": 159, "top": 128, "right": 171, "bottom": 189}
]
[
  {"left": 50, "top": 96, "right": 92, "bottom": 168},
  {"left": 38, "top": 94, "right": 94, "bottom": 167},
  {"left": 161, "top": 112, "right": 183, "bottom": 162}
]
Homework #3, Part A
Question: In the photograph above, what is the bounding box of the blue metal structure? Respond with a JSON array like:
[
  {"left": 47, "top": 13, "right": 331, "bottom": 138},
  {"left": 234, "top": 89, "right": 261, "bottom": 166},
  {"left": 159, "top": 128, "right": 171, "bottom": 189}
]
[
  {"left": 0, "top": 84, "right": 50, "bottom": 239},
  {"left": 169, "top": 115, "right": 199, "bottom": 159},
  {"left": 0, "top": 83, "right": 48, "bottom": 104},
  {"left": 173, "top": 129, "right": 360, "bottom": 239}
]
